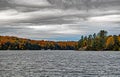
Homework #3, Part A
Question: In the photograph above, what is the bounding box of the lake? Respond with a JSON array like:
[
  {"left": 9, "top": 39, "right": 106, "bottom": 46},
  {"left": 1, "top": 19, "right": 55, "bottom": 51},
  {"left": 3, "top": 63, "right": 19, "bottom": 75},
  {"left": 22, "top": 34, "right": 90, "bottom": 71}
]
[{"left": 0, "top": 51, "right": 120, "bottom": 77}]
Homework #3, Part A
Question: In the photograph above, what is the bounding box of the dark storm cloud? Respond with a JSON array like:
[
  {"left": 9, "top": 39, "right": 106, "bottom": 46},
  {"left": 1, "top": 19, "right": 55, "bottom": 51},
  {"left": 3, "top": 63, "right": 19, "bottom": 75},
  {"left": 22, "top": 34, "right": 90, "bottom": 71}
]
[{"left": 0, "top": 0, "right": 120, "bottom": 40}]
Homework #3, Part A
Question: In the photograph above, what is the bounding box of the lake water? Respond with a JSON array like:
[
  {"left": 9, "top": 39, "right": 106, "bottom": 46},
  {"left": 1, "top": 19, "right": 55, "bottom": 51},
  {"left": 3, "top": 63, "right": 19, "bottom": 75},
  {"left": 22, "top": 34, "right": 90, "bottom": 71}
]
[{"left": 0, "top": 51, "right": 120, "bottom": 77}]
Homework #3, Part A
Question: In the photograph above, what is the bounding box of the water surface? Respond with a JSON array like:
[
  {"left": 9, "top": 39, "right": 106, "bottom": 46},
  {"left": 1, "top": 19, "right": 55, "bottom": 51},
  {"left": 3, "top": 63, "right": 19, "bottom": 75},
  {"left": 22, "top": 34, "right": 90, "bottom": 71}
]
[{"left": 0, "top": 51, "right": 120, "bottom": 77}]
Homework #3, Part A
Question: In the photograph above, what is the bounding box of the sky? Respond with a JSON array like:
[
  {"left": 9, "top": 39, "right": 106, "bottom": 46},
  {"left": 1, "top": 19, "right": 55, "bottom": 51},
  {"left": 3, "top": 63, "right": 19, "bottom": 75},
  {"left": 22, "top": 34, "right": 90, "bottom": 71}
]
[{"left": 0, "top": 0, "right": 120, "bottom": 41}]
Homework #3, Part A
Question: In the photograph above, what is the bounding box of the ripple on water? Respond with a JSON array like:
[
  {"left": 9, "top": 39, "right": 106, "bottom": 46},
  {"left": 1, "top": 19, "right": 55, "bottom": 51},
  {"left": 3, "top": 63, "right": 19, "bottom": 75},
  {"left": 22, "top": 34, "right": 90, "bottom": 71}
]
[{"left": 0, "top": 51, "right": 120, "bottom": 77}]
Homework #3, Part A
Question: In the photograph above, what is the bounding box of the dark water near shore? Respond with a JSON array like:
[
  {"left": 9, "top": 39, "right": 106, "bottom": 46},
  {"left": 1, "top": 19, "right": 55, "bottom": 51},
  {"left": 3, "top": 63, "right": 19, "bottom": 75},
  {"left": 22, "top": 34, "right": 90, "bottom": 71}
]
[{"left": 0, "top": 51, "right": 120, "bottom": 77}]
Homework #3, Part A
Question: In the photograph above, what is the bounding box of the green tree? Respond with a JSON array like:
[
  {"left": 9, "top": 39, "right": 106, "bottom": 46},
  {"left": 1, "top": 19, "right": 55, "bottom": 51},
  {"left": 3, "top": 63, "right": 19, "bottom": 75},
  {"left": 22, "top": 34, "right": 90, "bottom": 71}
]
[
  {"left": 113, "top": 35, "right": 120, "bottom": 51},
  {"left": 87, "top": 35, "right": 92, "bottom": 46},
  {"left": 78, "top": 35, "right": 84, "bottom": 48},
  {"left": 98, "top": 30, "right": 108, "bottom": 50}
]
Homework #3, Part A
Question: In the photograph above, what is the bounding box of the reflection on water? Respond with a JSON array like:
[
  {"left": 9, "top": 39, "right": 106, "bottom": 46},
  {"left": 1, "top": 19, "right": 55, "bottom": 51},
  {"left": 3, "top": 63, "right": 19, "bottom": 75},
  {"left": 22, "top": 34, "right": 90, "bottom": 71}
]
[{"left": 0, "top": 51, "right": 120, "bottom": 77}]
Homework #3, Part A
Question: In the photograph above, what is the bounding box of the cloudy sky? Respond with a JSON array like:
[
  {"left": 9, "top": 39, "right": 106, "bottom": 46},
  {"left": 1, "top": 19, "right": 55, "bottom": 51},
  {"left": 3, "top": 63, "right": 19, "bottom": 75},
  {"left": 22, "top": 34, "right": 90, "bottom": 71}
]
[{"left": 0, "top": 0, "right": 120, "bottom": 41}]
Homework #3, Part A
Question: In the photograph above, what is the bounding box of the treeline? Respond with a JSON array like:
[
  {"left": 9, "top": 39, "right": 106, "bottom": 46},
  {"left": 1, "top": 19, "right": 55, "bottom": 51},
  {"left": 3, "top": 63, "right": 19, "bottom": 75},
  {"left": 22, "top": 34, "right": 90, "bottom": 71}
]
[
  {"left": 78, "top": 30, "right": 120, "bottom": 51},
  {"left": 0, "top": 36, "right": 78, "bottom": 50},
  {"left": 0, "top": 30, "right": 119, "bottom": 50}
]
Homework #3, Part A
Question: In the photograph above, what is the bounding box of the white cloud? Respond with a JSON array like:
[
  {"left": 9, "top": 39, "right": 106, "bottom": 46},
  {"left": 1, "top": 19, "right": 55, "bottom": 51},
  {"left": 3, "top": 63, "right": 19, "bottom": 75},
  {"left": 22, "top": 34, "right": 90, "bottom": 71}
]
[
  {"left": 0, "top": 8, "right": 86, "bottom": 24},
  {"left": 0, "top": 9, "right": 62, "bottom": 23},
  {"left": 0, "top": 9, "right": 30, "bottom": 23},
  {"left": 27, "top": 25, "right": 58, "bottom": 31},
  {"left": 88, "top": 15, "right": 120, "bottom": 22},
  {"left": 8, "top": 0, "right": 51, "bottom": 6},
  {"left": 25, "top": 24, "right": 85, "bottom": 35}
]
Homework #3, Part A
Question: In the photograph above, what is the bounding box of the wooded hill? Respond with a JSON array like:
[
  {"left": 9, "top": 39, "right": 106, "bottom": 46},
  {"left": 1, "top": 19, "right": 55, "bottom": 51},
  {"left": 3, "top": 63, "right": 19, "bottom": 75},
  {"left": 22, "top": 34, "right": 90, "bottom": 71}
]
[
  {"left": 0, "top": 36, "right": 78, "bottom": 50},
  {"left": 78, "top": 30, "right": 120, "bottom": 51}
]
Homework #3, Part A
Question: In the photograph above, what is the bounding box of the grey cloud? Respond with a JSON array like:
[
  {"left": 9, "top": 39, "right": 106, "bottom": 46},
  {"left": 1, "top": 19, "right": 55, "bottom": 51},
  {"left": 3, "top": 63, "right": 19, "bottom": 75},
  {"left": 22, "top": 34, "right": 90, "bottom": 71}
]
[
  {"left": 0, "top": 0, "right": 14, "bottom": 10},
  {"left": 0, "top": 0, "right": 120, "bottom": 40},
  {"left": 1, "top": 0, "right": 120, "bottom": 24},
  {"left": 47, "top": 0, "right": 120, "bottom": 10}
]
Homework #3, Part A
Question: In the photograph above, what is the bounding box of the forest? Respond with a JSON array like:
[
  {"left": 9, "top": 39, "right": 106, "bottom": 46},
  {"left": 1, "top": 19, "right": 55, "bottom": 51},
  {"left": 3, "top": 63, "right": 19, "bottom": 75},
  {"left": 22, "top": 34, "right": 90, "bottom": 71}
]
[
  {"left": 0, "top": 36, "right": 78, "bottom": 50},
  {"left": 0, "top": 30, "right": 120, "bottom": 50},
  {"left": 78, "top": 30, "right": 120, "bottom": 51}
]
